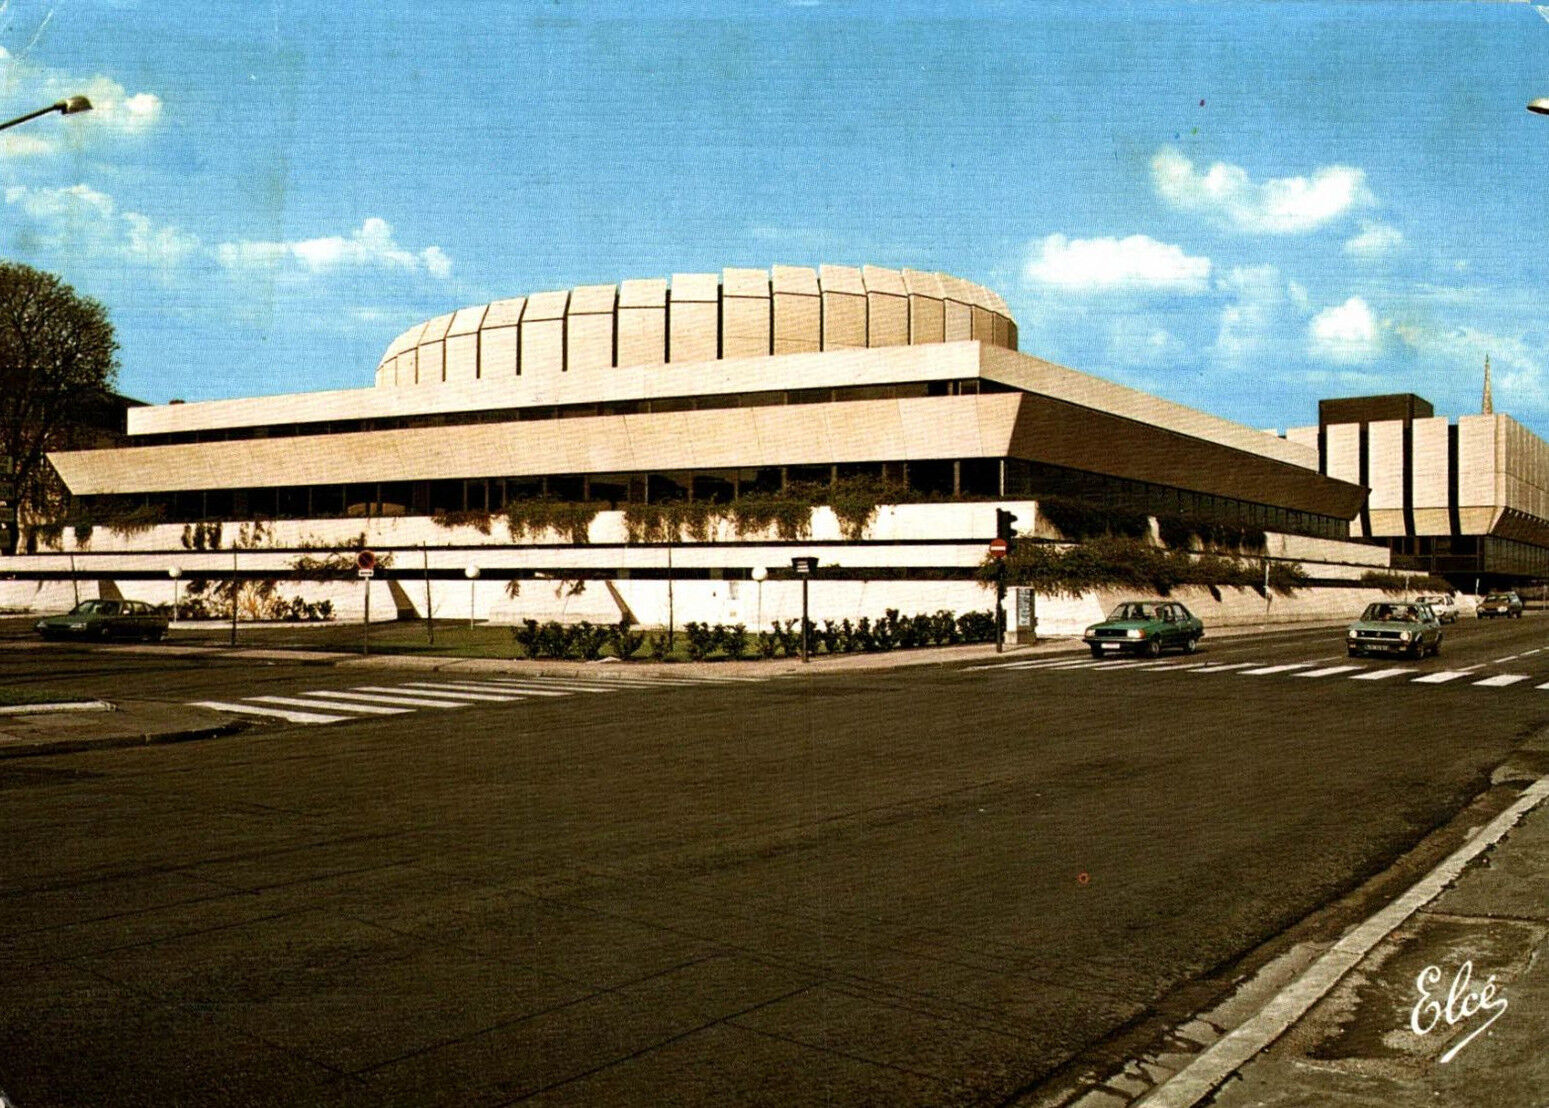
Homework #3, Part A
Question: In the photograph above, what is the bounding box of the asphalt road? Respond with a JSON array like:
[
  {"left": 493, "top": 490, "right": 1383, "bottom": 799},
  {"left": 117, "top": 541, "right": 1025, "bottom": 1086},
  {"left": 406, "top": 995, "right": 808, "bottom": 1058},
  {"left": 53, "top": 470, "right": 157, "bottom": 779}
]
[{"left": 1, "top": 614, "right": 1547, "bottom": 1106}]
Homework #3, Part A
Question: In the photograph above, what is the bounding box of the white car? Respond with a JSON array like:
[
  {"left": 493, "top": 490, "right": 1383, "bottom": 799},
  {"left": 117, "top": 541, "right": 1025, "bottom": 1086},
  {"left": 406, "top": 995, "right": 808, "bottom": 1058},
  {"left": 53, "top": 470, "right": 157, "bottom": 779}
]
[{"left": 1415, "top": 594, "right": 1459, "bottom": 624}]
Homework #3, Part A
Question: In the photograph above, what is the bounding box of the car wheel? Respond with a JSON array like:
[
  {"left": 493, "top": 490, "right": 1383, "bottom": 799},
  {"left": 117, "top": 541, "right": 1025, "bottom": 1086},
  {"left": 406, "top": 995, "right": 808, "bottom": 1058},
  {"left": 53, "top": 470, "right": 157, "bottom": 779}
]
[
  {"left": 1432, "top": 636, "right": 1442, "bottom": 657},
  {"left": 1183, "top": 635, "right": 1199, "bottom": 655},
  {"left": 1145, "top": 636, "right": 1162, "bottom": 659}
]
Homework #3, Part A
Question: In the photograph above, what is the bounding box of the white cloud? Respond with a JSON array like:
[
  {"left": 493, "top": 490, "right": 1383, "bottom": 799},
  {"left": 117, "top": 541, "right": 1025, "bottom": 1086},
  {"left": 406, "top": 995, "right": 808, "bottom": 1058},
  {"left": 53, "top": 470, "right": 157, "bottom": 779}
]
[
  {"left": 1392, "top": 323, "right": 1543, "bottom": 401},
  {"left": 3, "top": 182, "right": 199, "bottom": 265},
  {"left": 216, "top": 218, "right": 453, "bottom": 280},
  {"left": 1214, "top": 265, "right": 1287, "bottom": 362},
  {"left": 1344, "top": 220, "right": 1403, "bottom": 257},
  {"left": 3, "top": 183, "right": 451, "bottom": 283},
  {"left": 1151, "top": 147, "right": 1374, "bottom": 234},
  {"left": 0, "top": 47, "right": 163, "bottom": 155},
  {"left": 1308, "top": 296, "right": 1381, "bottom": 364},
  {"left": 1023, "top": 233, "right": 1210, "bottom": 293}
]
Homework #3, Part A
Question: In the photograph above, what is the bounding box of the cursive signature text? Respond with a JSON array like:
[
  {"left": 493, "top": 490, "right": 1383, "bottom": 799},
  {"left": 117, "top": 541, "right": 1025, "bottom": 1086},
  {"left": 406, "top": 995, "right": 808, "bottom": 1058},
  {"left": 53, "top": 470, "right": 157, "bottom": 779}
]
[{"left": 1410, "top": 960, "right": 1508, "bottom": 1063}]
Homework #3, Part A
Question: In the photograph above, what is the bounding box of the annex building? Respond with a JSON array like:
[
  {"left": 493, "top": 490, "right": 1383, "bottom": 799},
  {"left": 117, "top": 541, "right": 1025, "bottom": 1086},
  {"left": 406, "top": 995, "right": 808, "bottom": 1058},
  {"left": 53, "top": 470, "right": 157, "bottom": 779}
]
[{"left": 1286, "top": 390, "right": 1549, "bottom": 587}]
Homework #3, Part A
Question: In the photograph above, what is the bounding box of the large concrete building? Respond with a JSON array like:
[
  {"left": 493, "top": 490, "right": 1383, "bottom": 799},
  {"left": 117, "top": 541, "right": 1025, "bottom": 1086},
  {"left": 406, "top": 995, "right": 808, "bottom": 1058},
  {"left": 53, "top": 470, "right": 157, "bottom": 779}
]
[
  {"left": 4, "top": 264, "right": 1391, "bottom": 626},
  {"left": 1286, "top": 393, "right": 1549, "bottom": 587},
  {"left": 48, "top": 264, "right": 1361, "bottom": 541}
]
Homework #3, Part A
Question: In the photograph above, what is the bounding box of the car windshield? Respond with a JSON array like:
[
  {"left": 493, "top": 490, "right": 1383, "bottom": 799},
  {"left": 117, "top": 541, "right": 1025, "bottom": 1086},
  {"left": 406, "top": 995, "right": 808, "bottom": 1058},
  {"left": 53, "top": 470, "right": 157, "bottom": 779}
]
[
  {"left": 1360, "top": 603, "right": 1419, "bottom": 622},
  {"left": 1108, "top": 602, "right": 1161, "bottom": 621},
  {"left": 1485, "top": 594, "right": 1511, "bottom": 603},
  {"left": 69, "top": 600, "right": 121, "bottom": 615}
]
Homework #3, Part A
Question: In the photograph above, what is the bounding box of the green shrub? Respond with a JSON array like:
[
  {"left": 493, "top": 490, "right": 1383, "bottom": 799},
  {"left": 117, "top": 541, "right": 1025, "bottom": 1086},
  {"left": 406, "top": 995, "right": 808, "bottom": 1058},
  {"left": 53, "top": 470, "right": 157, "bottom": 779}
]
[{"left": 504, "top": 500, "right": 599, "bottom": 544}]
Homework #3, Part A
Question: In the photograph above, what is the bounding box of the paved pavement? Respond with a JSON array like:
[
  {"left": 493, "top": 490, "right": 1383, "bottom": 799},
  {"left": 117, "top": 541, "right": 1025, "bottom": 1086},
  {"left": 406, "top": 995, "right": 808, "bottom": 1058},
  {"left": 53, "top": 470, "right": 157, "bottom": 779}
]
[{"left": 6, "top": 622, "right": 1549, "bottom": 1105}]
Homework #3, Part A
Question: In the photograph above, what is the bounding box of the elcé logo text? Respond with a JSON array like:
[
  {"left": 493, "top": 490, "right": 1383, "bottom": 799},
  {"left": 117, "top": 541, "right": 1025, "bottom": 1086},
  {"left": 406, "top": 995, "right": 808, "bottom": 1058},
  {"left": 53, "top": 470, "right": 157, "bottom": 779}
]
[{"left": 1410, "top": 960, "right": 1508, "bottom": 1063}]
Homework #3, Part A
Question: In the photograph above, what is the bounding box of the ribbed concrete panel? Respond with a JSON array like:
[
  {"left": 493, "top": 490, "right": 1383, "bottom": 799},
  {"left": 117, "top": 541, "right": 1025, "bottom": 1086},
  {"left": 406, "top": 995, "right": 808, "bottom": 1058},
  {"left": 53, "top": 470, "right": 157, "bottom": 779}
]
[
  {"left": 419, "top": 312, "right": 455, "bottom": 343},
  {"left": 448, "top": 305, "right": 487, "bottom": 337},
  {"left": 395, "top": 351, "right": 417, "bottom": 386},
  {"left": 1325, "top": 423, "right": 1361, "bottom": 487},
  {"left": 520, "top": 290, "right": 569, "bottom": 377},
  {"left": 617, "top": 278, "right": 667, "bottom": 368},
  {"left": 1502, "top": 415, "right": 1549, "bottom": 521},
  {"left": 416, "top": 341, "right": 444, "bottom": 386},
  {"left": 482, "top": 297, "right": 526, "bottom": 329},
  {"left": 820, "top": 264, "right": 867, "bottom": 349},
  {"left": 669, "top": 273, "right": 719, "bottom": 365},
  {"left": 1284, "top": 426, "right": 1318, "bottom": 453},
  {"left": 1413, "top": 509, "right": 1450, "bottom": 535},
  {"left": 444, "top": 333, "right": 479, "bottom": 382},
  {"left": 1367, "top": 509, "right": 1405, "bottom": 536},
  {"left": 479, "top": 327, "right": 518, "bottom": 379},
  {"left": 721, "top": 268, "right": 771, "bottom": 360},
  {"left": 902, "top": 269, "right": 946, "bottom": 345},
  {"left": 1366, "top": 420, "right": 1404, "bottom": 511},
  {"left": 970, "top": 305, "right": 995, "bottom": 343},
  {"left": 862, "top": 266, "right": 909, "bottom": 348},
  {"left": 1458, "top": 415, "right": 1498, "bottom": 509},
  {"left": 566, "top": 284, "right": 616, "bottom": 372},
  {"left": 1006, "top": 320, "right": 1017, "bottom": 351},
  {"left": 943, "top": 297, "right": 973, "bottom": 342},
  {"left": 992, "top": 314, "right": 1009, "bottom": 348},
  {"left": 772, "top": 265, "right": 821, "bottom": 355},
  {"left": 1411, "top": 417, "right": 1449, "bottom": 511}
]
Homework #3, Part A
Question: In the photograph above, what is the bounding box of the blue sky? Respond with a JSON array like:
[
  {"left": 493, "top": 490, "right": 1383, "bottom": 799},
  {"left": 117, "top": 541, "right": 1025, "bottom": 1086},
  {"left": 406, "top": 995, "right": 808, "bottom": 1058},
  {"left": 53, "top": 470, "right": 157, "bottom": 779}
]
[{"left": 3, "top": 1, "right": 1549, "bottom": 438}]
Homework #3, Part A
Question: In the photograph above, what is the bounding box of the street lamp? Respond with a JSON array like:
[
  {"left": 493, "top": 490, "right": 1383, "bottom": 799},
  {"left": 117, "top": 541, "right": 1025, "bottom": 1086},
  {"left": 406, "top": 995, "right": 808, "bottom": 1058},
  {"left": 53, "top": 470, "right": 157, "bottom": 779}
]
[
  {"left": 167, "top": 566, "right": 182, "bottom": 625},
  {"left": 751, "top": 566, "right": 768, "bottom": 630},
  {"left": 0, "top": 96, "right": 93, "bottom": 133},
  {"left": 464, "top": 565, "right": 480, "bottom": 629}
]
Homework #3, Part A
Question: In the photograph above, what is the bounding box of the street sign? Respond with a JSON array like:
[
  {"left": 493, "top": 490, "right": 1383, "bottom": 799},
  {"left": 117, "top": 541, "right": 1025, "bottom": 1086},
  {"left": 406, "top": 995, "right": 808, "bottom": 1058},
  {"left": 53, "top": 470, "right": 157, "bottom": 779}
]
[
  {"left": 358, "top": 568, "right": 375, "bottom": 579},
  {"left": 791, "top": 556, "right": 818, "bottom": 576},
  {"left": 356, "top": 549, "right": 376, "bottom": 572},
  {"left": 988, "top": 537, "right": 1009, "bottom": 559}
]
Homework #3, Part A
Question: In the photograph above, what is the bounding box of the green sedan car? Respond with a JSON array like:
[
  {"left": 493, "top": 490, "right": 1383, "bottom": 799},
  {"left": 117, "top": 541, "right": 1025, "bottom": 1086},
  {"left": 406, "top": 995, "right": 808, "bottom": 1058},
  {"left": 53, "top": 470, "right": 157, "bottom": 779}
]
[
  {"left": 1083, "top": 600, "right": 1204, "bottom": 659},
  {"left": 35, "top": 599, "right": 170, "bottom": 642},
  {"left": 1346, "top": 601, "right": 1442, "bottom": 659}
]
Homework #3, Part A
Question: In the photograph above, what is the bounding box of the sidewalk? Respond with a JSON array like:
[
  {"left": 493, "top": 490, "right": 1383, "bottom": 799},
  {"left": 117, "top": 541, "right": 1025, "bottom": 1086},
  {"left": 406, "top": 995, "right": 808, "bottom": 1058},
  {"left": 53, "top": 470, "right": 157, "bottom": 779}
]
[{"left": 1063, "top": 744, "right": 1549, "bottom": 1107}]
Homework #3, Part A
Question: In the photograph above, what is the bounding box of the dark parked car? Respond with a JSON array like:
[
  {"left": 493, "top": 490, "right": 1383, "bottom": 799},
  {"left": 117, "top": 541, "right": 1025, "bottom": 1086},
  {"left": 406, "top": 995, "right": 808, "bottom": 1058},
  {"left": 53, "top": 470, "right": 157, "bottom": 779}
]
[
  {"left": 1477, "top": 592, "right": 1524, "bottom": 619},
  {"left": 35, "top": 599, "right": 169, "bottom": 642},
  {"left": 1083, "top": 600, "right": 1204, "bottom": 658},
  {"left": 1346, "top": 601, "right": 1442, "bottom": 659}
]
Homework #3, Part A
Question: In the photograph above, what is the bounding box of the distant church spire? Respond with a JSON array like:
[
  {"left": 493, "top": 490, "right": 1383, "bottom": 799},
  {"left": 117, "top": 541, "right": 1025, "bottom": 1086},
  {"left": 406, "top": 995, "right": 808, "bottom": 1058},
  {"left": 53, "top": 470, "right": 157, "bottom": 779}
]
[{"left": 1482, "top": 354, "right": 1494, "bottom": 414}]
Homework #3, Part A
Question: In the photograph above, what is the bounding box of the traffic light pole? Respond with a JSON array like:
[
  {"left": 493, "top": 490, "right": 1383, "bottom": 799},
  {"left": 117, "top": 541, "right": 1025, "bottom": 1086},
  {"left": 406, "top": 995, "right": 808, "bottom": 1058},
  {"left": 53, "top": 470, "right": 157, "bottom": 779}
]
[{"left": 995, "top": 560, "right": 1006, "bottom": 654}]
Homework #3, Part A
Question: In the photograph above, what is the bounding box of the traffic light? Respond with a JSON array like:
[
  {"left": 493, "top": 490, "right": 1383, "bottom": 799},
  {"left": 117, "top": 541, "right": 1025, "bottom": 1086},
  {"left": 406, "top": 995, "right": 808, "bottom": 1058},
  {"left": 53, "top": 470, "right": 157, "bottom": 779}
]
[{"left": 995, "top": 508, "right": 1019, "bottom": 553}]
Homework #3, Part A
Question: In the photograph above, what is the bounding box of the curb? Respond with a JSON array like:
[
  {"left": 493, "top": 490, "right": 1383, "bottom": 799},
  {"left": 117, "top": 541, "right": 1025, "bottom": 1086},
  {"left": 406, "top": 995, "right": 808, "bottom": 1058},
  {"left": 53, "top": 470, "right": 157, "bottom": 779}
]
[
  {"left": 0, "top": 699, "right": 113, "bottom": 716},
  {"left": 0, "top": 720, "right": 249, "bottom": 760}
]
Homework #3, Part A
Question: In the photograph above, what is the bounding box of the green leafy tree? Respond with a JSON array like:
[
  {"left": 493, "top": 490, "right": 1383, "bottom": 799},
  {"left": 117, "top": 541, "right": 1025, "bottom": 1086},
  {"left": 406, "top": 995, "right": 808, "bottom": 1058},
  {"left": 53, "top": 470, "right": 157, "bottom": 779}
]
[{"left": 0, "top": 262, "right": 119, "bottom": 555}]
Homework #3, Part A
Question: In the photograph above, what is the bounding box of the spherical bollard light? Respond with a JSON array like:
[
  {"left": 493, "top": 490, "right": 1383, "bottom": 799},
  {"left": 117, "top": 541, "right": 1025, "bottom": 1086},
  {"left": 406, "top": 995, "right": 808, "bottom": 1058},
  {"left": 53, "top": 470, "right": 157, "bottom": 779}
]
[
  {"left": 750, "top": 566, "right": 768, "bottom": 582},
  {"left": 464, "top": 566, "right": 480, "bottom": 629},
  {"left": 167, "top": 567, "right": 182, "bottom": 625}
]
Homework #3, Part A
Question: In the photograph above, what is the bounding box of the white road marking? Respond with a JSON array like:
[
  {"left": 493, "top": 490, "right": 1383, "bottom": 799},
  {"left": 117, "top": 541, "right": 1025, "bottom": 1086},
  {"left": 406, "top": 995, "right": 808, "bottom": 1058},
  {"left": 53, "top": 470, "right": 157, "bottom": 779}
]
[
  {"left": 1525, "top": 648, "right": 1543, "bottom": 656},
  {"left": 376, "top": 684, "right": 524, "bottom": 702},
  {"left": 473, "top": 677, "right": 626, "bottom": 691},
  {"left": 1411, "top": 671, "right": 1471, "bottom": 684},
  {"left": 1473, "top": 674, "right": 1530, "bottom": 688},
  {"left": 1492, "top": 655, "right": 1520, "bottom": 664},
  {"left": 1293, "top": 665, "right": 1364, "bottom": 678},
  {"left": 1238, "top": 663, "right": 1317, "bottom": 675},
  {"left": 1350, "top": 668, "right": 1416, "bottom": 680},
  {"left": 1188, "top": 662, "right": 1262, "bottom": 673},
  {"left": 419, "top": 681, "right": 574, "bottom": 698},
  {"left": 249, "top": 695, "right": 411, "bottom": 716},
  {"left": 190, "top": 700, "right": 350, "bottom": 725},
  {"left": 309, "top": 690, "right": 472, "bottom": 709}
]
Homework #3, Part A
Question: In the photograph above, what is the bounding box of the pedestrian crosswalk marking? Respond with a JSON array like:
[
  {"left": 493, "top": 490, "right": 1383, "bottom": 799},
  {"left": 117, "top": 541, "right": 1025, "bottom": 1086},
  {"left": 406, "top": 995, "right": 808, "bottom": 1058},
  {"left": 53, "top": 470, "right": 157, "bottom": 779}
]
[
  {"left": 188, "top": 670, "right": 771, "bottom": 727},
  {"left": 391, "top": 683, "right": 526, "bottom": 702},
  {"left": 1411, "top": 671, "right": 1471, "bottom": 685},
  {"left": 1187, "top": 662, "right": 1260, "bottom": 673},
  {"left": 190, "top": 700, "right": 352, "bottom": 725},
  {"left": 1474, "top": 674, "right": 1530, "bottom": 688},
  {"left": 1294, "top": 665, "right": 1363, "bottom": 678},
  {"left": 307, "top": 689, "right": 473, "bottom": 709},
  {"left": 1350, "top": 668, "right": 1416, "bottom": 681},
  {"left": 419, "top": 681, "right": 575, "bottom": 698},
  {"left": 248, "top": 695, "right": 412, "bottom": 716},
  {"left": 1240, "top": 663, "right": 1317, "bottom": 676}
]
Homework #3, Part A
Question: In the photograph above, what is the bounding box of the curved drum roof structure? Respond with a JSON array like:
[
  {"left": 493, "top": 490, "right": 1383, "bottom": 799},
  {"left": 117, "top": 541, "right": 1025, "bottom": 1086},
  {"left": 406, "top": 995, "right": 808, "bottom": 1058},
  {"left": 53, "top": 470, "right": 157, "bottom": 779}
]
[{"left": 373, "top": 265, "right": 1017, "bottom": 387}]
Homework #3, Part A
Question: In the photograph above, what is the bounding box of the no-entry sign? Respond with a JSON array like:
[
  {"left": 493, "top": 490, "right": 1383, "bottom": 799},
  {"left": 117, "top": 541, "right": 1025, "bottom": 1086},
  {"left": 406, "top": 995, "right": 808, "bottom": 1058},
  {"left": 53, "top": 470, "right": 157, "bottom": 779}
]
[{"left": 988, "top": 537, "right": 1009, "bottom": 559}]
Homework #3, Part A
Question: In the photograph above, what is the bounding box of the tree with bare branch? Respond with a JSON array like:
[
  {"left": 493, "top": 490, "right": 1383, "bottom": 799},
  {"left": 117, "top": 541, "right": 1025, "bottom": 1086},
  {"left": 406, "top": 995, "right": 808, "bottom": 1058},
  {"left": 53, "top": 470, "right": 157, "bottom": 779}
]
[{"left": 0, "top": 262, "right": 119, "bottom": 555}]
